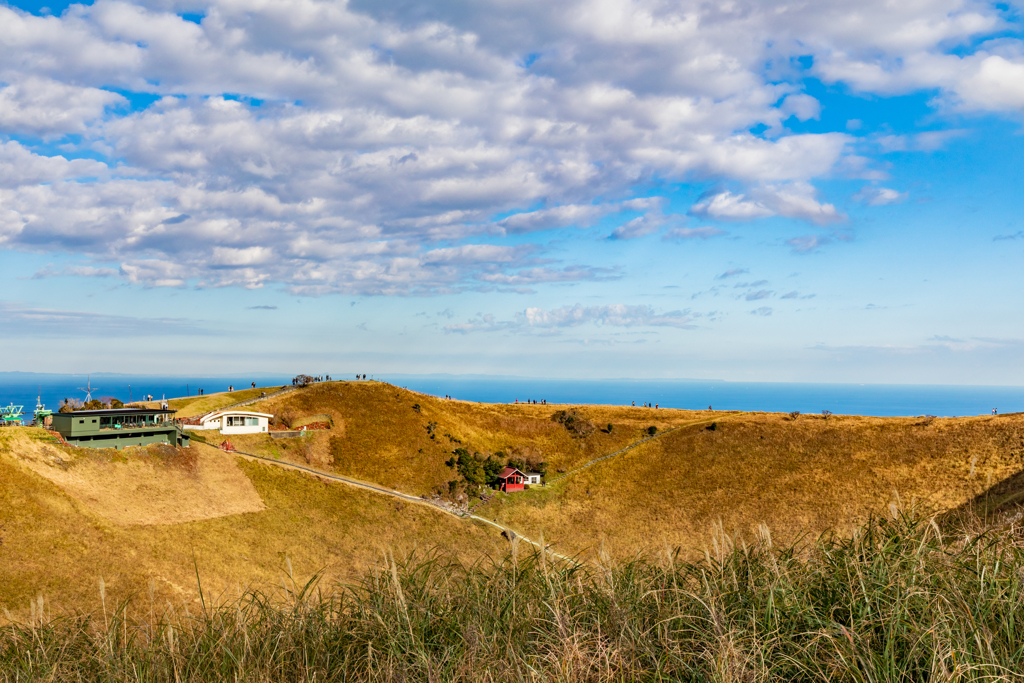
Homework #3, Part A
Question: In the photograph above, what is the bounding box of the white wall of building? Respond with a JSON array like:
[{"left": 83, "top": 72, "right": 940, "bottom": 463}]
[
  {"left": 187, "top": 417, "right": 221, "bottom": 431},
  {"left": 192, "top": 410, "right": 271, "bottom": 434}
]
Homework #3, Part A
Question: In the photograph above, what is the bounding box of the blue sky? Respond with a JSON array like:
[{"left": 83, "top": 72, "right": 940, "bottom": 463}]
[{"left": 1, "top": 0, "right": 1023, "bottom": 383}]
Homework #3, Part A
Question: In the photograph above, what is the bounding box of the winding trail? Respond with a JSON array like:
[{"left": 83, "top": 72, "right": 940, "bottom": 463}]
[
  {"left": 198, "top": 410, "right": 743, "bottom": 564},
  {"left": 195, "top": 441, "right": 577, "bottom": 563}
]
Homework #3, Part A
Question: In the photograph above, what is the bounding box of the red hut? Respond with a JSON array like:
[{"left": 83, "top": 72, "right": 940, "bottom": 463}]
[{"left": 497, "top": 466, "right": 526, "bottom": 493}]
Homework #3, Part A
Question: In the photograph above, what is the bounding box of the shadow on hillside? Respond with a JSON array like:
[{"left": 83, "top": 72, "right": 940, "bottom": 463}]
[{"left": 943, "top": 467, "right": 1024, "bottom": 525}]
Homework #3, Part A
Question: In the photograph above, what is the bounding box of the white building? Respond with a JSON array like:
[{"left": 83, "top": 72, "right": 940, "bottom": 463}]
[
  {"left": 525, "top": 472, "right": 542, "bottom": 486},
  {"left": 190, "top": 409, "right": 272, "bottom": 434}
]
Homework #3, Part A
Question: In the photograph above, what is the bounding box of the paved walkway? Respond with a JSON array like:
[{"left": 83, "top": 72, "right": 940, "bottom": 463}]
[
  {"left": 196, "top": 441, "right": 575, "bottom": 563},
  {"left": 213, "top": 386, "right": 296, "bottom": 412},
  {"left": 199, "top": 410, "right": 742, "bottom": 564}
]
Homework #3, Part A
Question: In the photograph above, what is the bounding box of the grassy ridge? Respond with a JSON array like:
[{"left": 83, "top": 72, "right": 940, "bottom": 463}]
[
  {"left": 4, "top": 512, "right": 1024, "bottom": 682},
  {"left": 239, "top": 381, "right": 712, "bottom": 496},
  {"left": 7, "top": 380, "right": 1024, "bottom": 623},
  {"left": 0, "top": 431, "right": 498, "bottom": 613},
  {"left": 480, "top": 411, "right": 1024, "bottom": 559},
  {"left": 161, "top": 387, "right": 285, "bottom": 418}
]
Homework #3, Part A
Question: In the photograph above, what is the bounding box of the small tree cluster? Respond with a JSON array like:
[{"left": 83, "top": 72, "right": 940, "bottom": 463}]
[
  {"left": 62, "top": 397, "right": 124, "bottom": 412},
  {"left": 445, "top": 448, "right": 504, "bottom": 487},
  {"left": 551, "top": 408, "right": 597, "bottom": 438},
  {"left": 504, "top": 444, "right": 547, "bottom": 477}
]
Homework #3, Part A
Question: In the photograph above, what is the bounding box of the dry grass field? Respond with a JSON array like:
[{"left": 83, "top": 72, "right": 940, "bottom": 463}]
[
  {"left": 231, "top": 381, "right": 720, "bottom": 496},
  {"left": 477, "top": 411, "right": 1024, "bottom": 559},
  {"left": 0, "top": 428, "right": 498, "bottom": 617},
  {"left": 9, "top": 432, "right": 264, "bottom": 525},
  {"left": 5, "top": 380, "right": 1024, "bottom": 621},
  {"left": 156, "top": 386, "right": 286, "bottom": 418}
]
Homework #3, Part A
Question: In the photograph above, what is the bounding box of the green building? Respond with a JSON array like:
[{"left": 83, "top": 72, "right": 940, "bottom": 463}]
[{"left": 51, "top": 408, "right": 190, "bottom": 449}]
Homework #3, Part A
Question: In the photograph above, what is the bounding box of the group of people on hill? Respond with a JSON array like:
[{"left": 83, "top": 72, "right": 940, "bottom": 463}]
[
  {"left": 515, "top": 399, "right": 546, "bottom": 405},
  {"left": 632, "top": 401, "right": 659, "bottom": 408},
  {"left": 289, "top": 375, "right": 334, "bottom": 387},
  {"left": 354, "top": 374, "right": 366, "bottom": 380}
]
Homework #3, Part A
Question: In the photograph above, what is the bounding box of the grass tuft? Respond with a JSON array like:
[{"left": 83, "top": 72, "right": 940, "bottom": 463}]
[{"left": 4, "top": 511, "right": 1024, "bottom": 681}]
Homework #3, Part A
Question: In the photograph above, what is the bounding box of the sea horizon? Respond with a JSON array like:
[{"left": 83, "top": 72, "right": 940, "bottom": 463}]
[{"left": 1, "top": 372, "right": 1022, "bottom": 419}]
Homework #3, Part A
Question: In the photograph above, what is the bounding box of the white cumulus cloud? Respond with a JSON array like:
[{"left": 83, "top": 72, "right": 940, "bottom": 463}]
[
  {"left": 0, "top": 0, "right": 1017, "bottom": 294},
  {"left": 691, "top": 182, "right": 844, "bottom": 225}
]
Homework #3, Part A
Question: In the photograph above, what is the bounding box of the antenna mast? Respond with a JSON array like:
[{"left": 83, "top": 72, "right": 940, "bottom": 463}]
[{"left": 78, "top": 375, "right": 98, "bottom": 403}]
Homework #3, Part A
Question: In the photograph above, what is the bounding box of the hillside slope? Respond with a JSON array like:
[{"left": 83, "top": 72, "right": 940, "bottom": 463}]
[
  {"left": 6, "top": 380, "right": 1024, "bottom": 615},
  {"left": 225, "top": 381, "right": 717, "bottom": 497},
  {"left": 222, "top": 381, "right": 1024, "bottom": 557},
  {"left": 0, "top": 428, "right": 499, "bottom": 614},
  {"left": 477, "top": 411, "right": 1024, "bottom": 558}
]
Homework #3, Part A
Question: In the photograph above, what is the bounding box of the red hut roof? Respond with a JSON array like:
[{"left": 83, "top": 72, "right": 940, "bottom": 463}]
[{"left": 498, "top": 467, "right": 524, "bottom": 479}]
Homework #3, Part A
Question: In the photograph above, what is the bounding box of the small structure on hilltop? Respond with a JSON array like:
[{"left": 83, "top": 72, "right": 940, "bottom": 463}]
[
  {"left": 1, "top": 404, "right": 24, "bottom": 427},
  {"left": 524, "top": 472, "right": 542, "bottom": 486},
  {"left": 496, "top": 466, "right": 526, "bottom": 493},
  {"left": 50, "top": 407, "right": 188, "bottom": 449},
  {"left": 33, "top": 393, "right": 53, "bottom": 427},
  {"left": 192, "top": 409, "right": 272, "bottom": 434}
]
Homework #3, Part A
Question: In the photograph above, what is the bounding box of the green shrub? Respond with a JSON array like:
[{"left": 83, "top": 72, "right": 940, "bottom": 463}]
[
  {"left": 445, "top": 448, "right": 503, "bottom": 487},
  {"left": 551, "top": 408, "right": 596, "bottom": 437}
]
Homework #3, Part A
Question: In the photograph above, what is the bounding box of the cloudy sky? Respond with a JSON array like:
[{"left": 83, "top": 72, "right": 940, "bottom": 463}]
[{"left": 1, "top": 0, "right": 1023, "bottom": 383}]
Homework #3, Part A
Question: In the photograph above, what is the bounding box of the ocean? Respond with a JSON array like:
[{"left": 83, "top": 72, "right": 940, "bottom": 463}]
[
  {"left": 0, "top": 373, "right": 295, "bottom": 419},
  {"left": 1, "top": 372, "right": 1021, "bottom": 419},
  {"left": 384, "top": 376, "right": 1024, "bottom": 418}
]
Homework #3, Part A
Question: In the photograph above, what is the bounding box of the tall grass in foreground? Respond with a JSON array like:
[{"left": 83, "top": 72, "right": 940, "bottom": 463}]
[{"left": 4, "top": 513, "right": 1024, "bottom": 682}]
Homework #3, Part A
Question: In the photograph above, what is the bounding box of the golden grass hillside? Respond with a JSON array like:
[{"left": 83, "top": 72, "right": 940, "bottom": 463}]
[
  {"left": 155, "top": 386, "right": 288, "bottom": 418},
  {"left": 228, "top": 380, "right": 719, "bottom": 496},
  {"left": 9, "top": 432, "right": 264, "bottom": 525},
  {"left": 7, "top": 380, "right": 1024, "bottom": 618},
  {"left": 477, "top": 411, "right": 1024, "bottom": 559},
  {"left": 0, "top": 428, "right": 499, "bottom": 616},
  {"left": 197, "top": 380, "right": 1024, "bottom": 558}
]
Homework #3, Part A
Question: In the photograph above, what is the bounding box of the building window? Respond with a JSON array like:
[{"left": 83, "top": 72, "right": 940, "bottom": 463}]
[
  {"left": 79, "top": 420, "right": 84, "bottom": 424},
  {"left": 246, "top": 417, "right": 258, "bottom": 426}
]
